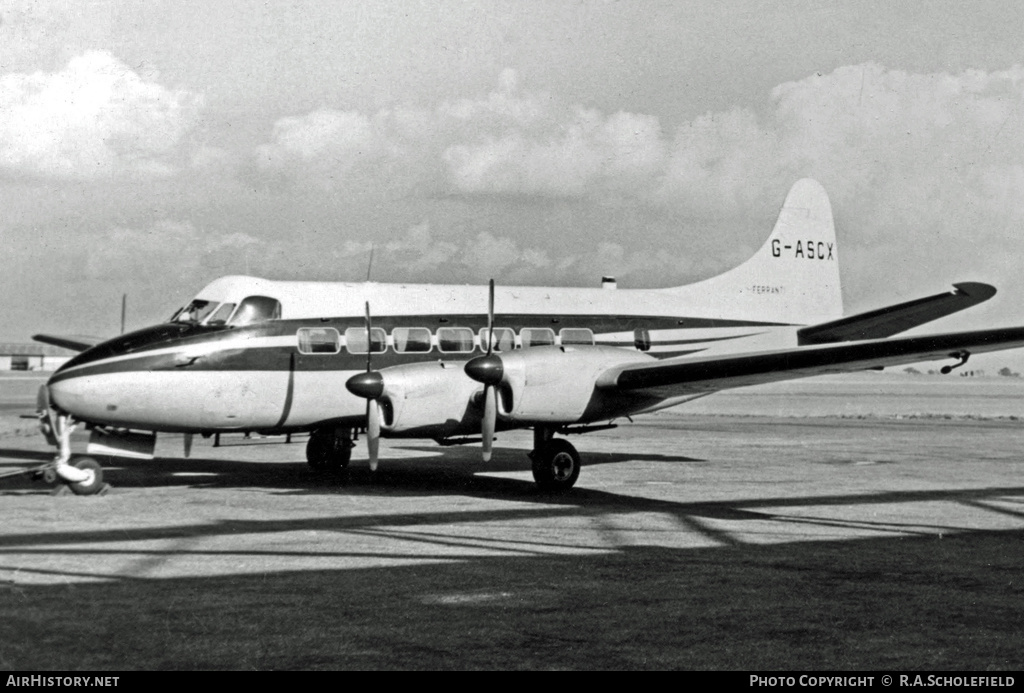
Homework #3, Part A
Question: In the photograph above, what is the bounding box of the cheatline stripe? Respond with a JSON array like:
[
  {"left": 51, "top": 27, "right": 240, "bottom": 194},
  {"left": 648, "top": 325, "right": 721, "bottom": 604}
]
[
  {"left": 58, "top": 327, "right": 768, "bottom": 378},
  {"left": 49, "top": 344, "right": 713, "bottom": 383},
  {"left": 53, "top": 335, "right": 299, "bottom": 378}
]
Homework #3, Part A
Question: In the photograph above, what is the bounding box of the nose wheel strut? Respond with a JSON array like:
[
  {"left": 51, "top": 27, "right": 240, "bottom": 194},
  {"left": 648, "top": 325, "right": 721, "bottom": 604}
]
[{"left": 48, "top": 414, "right": 109, "bottom": 496}]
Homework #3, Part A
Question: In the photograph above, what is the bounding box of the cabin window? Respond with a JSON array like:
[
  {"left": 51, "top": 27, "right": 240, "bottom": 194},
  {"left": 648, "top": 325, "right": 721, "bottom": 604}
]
[
  {"left": 297, "top": 327, "right": 341, "bottom": 355},
  {"left": 559, "top": 328, "right": 595, "bottom": 346},
  {"left": 392, "top": 327, "right": 432, "bottom": 353},
  {"left": 478, "top": 327, "right": 516, "bottom": 352},
  {"left": 437, "top": 327, "right": 474, "bottom": 353},
  {"left": 344, "top": 326, "right": 386, "bottom": 354},
  {"left": 229, "top": 296, "right": 282, "bottom": 326},
  {"left": 206, "top": 302, "right": 236, "bottom": 326},
  {"left": 520, "top": 328, "right": 555, "bottom": 348}
]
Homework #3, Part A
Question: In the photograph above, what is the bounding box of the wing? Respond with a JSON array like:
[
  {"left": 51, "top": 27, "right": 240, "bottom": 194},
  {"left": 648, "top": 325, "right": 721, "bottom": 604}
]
[
  {"left": 797, "top": 282, "right": 996, "bottom": 344},
  {"left": 597, "top": 325, "right": 1024, "bottom": 398},
  {"left": 32, "top": 334, "right": 103, "bottom": 352}
]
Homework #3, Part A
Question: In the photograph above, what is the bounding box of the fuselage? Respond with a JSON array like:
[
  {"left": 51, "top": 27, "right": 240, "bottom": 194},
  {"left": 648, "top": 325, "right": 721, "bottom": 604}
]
[{"left": 46, "top": 275, "right": 805, "bottom": 435}]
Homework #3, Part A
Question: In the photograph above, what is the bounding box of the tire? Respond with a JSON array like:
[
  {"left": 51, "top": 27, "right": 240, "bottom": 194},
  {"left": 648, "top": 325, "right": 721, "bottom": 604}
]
[
  {"left": 68, "top": 457, "right": 105, "bottom": 496},
  {"left": 306, "top": 429, "right": 352, "bottom": 470},
  {"left": 531, "top": 439, "right": 581, "bottom": 492}
]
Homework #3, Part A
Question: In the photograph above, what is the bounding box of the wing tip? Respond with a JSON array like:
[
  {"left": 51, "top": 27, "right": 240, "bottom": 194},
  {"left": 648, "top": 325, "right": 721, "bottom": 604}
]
[
  {"left": 32, "top": 334, "right": 99, "bottom": 352},
  {"left": 952, "top": 282, "right": 997, "bottom": 301}
]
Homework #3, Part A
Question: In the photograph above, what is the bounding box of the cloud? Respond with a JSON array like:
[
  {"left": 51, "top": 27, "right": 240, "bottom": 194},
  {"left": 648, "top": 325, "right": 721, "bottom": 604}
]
[
  {"left": 254, "top": 71, "right": 666, "bottom": 196},
  {"left": 443, "top": 109, "right": 665, "bottom": 197},
  {"left": 80, "top": 220, "right": 260, "bottom": 282},
  {"left": 767, "top": 64, "right": 1024, "bottom": 235},
  {"left": 0, "top": 51, "right": 202, "bottom": 179},
  {"left": 255, "top": 110, "right": 385, "bottom": 186},
  {"left": 303, "top": 219, "right": 703, "bottom": 288},
  {"left": 249, "top": 64, "right": 1024, "bottom": 302},
  {"left": 253, "top": 62, "right": 1023, "bottom": 211}
]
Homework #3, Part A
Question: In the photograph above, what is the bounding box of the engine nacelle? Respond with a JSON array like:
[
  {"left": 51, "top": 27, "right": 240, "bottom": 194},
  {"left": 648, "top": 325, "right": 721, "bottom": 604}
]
[
  {"left": 376, "top": 361, "right": 483, "bottom": 437},
  {"left": 496, "top": 346, "right": 653, "bottom": 423}
]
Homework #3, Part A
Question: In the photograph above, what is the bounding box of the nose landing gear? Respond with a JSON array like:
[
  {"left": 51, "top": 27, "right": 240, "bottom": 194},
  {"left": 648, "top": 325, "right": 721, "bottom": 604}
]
[{"left": 48, "top": 414, "right": 109, "bottom": 496}]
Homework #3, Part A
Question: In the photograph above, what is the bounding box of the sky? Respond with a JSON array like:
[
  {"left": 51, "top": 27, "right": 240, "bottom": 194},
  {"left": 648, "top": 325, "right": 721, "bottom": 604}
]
[{"left": 3, "top": 1, "right": 1024, "bottom": 368}]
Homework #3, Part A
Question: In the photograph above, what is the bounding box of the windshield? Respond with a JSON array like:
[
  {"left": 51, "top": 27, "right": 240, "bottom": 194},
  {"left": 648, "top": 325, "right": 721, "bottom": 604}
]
[
  {"left": 169, "top": 295, "right": 280, "bottom": 327},
  {"left": 206, "top": 302, "right": 236, "bottom": 325},
  {"left": 169, "top": 299, "right": 220, "bottom": 325}
]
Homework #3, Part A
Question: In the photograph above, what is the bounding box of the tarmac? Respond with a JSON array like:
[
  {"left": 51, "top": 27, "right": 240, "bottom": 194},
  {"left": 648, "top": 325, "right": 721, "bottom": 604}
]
[{"left": 1, "top": 401, "right": 1022, "bottom": 670}]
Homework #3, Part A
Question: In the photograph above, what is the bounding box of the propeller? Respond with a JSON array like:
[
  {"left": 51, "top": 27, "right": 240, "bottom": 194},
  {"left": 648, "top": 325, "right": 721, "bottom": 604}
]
[
  {"left": 345, "top": 302, "right": 383, "bottom": 471},
  {"left": 464, "top": 280, "right": 503, "bottom": 462}
]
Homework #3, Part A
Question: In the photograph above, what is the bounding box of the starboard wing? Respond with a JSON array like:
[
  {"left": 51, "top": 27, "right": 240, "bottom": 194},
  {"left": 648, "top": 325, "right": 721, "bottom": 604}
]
[{"left": 596, "top": 326, "right": 1024, "bottom": 398}]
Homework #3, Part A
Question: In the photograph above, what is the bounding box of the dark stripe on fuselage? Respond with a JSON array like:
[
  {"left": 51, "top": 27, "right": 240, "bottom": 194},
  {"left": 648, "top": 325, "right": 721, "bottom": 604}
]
[
  {"left": 50, "top": 313, "right": 792, "bottom": 384},
  {"left": 48, "top": 344, "right": 713, "bottom": 383}
]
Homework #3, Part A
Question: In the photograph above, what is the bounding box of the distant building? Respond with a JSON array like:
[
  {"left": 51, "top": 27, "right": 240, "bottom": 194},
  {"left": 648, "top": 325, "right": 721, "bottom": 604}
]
[{"left": 0, "top": 343, "right": 75, "bottom": 371}]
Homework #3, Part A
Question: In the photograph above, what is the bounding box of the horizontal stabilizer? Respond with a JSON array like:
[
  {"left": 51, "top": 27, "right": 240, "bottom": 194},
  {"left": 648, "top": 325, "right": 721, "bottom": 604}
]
[
  {"left": 797, "top": 283, "right": 996, "bottom": 345},
  {"left": 32, "top": 334, "right": 103, "bottom": 353}
]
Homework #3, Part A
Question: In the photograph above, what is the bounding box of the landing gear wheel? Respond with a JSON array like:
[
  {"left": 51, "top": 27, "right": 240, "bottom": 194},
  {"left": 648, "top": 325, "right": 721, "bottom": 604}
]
[
  {"left": 531, "top": 439, "right": 581, "bottom": 492},
  {"left": 67, "top": 457, "right": 104, "bottom": 496},
  {"left": 30, "top": 467, "right": 58, "bottom": 484},
  {"left": 306, "top": 429, "right": 352, "bottom": 470}
]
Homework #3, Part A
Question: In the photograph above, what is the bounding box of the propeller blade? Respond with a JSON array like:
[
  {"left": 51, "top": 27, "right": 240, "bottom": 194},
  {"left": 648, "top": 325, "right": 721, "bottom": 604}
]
[
  {"left": 467, "top": 279, "right": 500, "bottom": 462},
  {"left": 357, "top": 300, "right": 381, "bottom": 471},
  {"left": 486, "top": 279, "right": 495, "bottom": 356},
  {"left": 367, "top": 401, "right": 380, "bottom": 471},
  {"left": 481, "top": 384, "right": 496, "bottom": 462},
  {"left": 364, "top": 301, "right": 373, "bottom": 372}
]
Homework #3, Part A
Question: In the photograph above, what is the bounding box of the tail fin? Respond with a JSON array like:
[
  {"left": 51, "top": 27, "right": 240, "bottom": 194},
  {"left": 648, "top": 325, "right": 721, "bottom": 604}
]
[{"left": 665, "top": 178, "right": 843, "bottom": 325}]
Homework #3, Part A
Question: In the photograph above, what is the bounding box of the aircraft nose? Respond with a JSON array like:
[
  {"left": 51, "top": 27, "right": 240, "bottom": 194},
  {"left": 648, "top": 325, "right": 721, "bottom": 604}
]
[
  {"left": 36, "top": 382, "right": 51, "bottom": 415},
  {"left": 46, "top": 374, "right": 89, "bottom": 418}
]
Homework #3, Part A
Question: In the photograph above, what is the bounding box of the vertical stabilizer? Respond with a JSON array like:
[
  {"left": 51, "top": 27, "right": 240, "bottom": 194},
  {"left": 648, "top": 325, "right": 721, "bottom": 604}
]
[{"left": 665, "top": 179, "right": 843, "bottom": 325}]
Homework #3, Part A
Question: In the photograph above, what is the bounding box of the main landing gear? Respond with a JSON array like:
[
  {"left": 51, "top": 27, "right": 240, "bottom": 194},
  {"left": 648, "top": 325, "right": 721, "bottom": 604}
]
[
  {"left": 306, "top": 426, "right": 354, "bottom": 471},
  {"left": 529, "top": 427, "right": 581, "bottom": 492}
]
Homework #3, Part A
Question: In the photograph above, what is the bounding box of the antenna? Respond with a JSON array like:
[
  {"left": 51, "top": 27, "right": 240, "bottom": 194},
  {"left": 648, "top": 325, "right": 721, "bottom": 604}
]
[
  {"left": 120, "top": 294, "right": 127, "bottom": 334},
  {"left": 366, "top": 245, "right": 375, "bottom": 282}
]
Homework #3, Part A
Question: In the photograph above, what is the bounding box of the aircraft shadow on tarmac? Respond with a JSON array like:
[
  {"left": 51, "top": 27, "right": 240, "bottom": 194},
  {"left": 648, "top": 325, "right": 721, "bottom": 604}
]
[
  {"left": 3, "top": 440, "right": 1024, "bottom": 534},
  {"left": 3, "top": 440, "right": 1024, "bottom": 670},
  {"left": 0, "top": 441, "right": 704, "bottom": 497},
  {"left": 2, "top": 483, "right": 1024, "bottom": 670},
  {"left": 0, "top": 447, "right": 53, "bottom": 463},
  {"left": 2, "top": 527, "right": 1024, "bottom": 670}
]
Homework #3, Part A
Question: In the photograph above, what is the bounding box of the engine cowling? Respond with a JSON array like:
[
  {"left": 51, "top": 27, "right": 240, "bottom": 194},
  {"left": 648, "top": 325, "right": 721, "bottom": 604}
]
[
  {"left": 372, "top": 361, "right": 484, "bottom": 437},
  {"left": 494, "top": 345, "right": 653, "bottom": 423}
]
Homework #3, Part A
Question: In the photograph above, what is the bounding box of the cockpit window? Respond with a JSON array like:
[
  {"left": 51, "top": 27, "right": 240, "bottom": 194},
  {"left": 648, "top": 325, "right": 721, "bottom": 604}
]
[
  {"left": 229, "top": 295, "right": 282, "bottom": 326},
  {"left": 206, "top": 302, "right": 236, "bottom": 326},
  {"left": 170, "top": 299, "right": 220, "bottom": 325}
]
